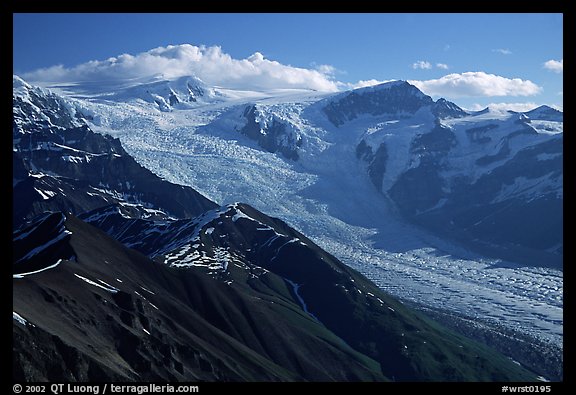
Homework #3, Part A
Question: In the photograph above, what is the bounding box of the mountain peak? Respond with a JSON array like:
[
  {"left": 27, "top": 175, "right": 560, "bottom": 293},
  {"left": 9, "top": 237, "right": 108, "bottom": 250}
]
[
  {"left": 66, "top": 74, "right": 218, "bottom": 112},
  {"left": 354, "top": 80, "right": 426, "bottom": 97},
  {"left": 13, "top": 75, "right": 31, "bottom": 90},
  {"left": 13, "top": 76, "right": 86, "bottom": 132},
  {"left": 323, "top": 81, "right": 433, "bottom": 126},
  {"left": 432, "top": 97, "right": 468, "bottom": 119},
  {"left": 524, "top": 105, "right": 563, "bottom": 122}
]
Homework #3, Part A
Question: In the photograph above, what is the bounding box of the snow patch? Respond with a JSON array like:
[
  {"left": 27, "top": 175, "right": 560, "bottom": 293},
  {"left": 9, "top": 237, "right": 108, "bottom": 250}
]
[
  {"left": 140, "top": 286, "right": 155, "bottom": 295},
  {"left": 285, "top": 278, "right": 320, "bottom": 322},
  {"left": 134, "top": 290, "right": 146, "bottom": 299},
  {"left": 74, "top": 273, "right": 119, "bottom": 293},
  {"left": 34, "top": 188, "right": 57, "bottom": 200},
  {"left": 231, "top": 205, "right": 252, "bottom": 222},
  {"left": 13, "top": 259, "right": 65, "bottom": 278},
  {"left": 13, "top": 312, "right": 30, "bottom": 326},
  {"left": 62, "top": 155, "right": 92, "bottom": 164}
]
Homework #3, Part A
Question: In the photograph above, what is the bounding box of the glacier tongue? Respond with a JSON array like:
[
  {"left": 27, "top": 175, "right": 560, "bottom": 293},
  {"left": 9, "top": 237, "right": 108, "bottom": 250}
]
[{"left": 51, "top": 82, "right": 562, "bottom": 349}]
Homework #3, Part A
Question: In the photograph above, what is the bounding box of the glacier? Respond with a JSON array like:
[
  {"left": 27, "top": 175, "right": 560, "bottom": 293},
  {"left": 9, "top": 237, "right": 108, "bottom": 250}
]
[{"left": 24, "top": 76, "right": 563, "bottom": 353}]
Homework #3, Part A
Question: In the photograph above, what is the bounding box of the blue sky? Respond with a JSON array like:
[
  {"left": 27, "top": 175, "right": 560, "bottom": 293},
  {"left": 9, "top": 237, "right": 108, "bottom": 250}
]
[{"left": 13, "top": 13, "right": 563, "bottom": 110}]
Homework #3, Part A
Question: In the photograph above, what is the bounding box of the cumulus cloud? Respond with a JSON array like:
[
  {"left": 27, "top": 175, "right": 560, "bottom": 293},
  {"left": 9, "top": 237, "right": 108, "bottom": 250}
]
[
  {"left": 492, "top": 48, "right": 512, "bottom": 55},
  {"left": 412, "top": 60, "right": 432, "bottom": 70},
  {"left": 409, "top": 72, "right": 542, "bottom": 98},
  {"left": 436, "top": 63, "right": 449, "bottom": 70},
  {"left": 543, "top": 59, "right": 563, "bottom": 73},
  {"left": 22, "top": 44, "right": 340, "bottom": 92},
  {"left": 21, "top": 44, "right": 548, "bottom": 100}
]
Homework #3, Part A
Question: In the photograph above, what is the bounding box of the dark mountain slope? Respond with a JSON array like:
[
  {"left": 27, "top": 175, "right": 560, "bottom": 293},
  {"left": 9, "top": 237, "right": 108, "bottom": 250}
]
[
  {"left": 79, "top": 203, "right": 538, "bottom": 381},
  {"left": 13, "top": 214, "right": 385, "bottom": 381}
]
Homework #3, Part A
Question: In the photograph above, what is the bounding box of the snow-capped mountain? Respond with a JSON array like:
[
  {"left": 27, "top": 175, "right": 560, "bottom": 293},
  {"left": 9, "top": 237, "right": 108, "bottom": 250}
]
[
  {"left": 13, "top": 76, "right": 216, "bottom": 226},
  {"left": 350, "top": 91, "right": 562, "bottom": 268},
  {"left": 41, "top": 74, "right": 218, "bottom": 112},
  {"left": 13, "top": 75, "right": 87, "bottom": 131},
  {"left": 322, "top": 81, "right": 467, "bottom": 126},
  {"left": 180, "top": 79, "right": 562, "bottom": 268},
  {"left": 13, "top": 76, "right": 563, "bottom": 381},
  {"left": 91, "top": 75, "right": 218, "bottom": 112}
]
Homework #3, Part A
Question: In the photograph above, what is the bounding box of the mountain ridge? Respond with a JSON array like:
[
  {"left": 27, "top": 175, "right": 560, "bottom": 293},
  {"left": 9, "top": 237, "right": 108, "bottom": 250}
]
[{"left": 13, "top": 207, "right": 538, "bottom": 381}]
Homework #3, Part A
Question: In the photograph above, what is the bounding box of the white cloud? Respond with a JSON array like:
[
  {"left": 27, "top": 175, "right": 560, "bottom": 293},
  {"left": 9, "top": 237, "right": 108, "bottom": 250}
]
[
  {"left": 22, "top": 44, "right": 340, "bottom": 92},
  {"left": 409, "top": 72, "right": 542, "bottom": 98},
  {"left": 465, "top": 102, "right": 540, "bottom": 113},
  {"left": 347, "top": 79, "right": 392, "bottom": 89},
  {"left": 21, "top": 44, "right": 549, "bottom": 101},
  {"left": 313, "top": 64, "right": 338, "bottom": 76},
  {"left": 543, "top": 59, "right": 563, "bottom": 73},
  {"left": 412, "top": 61, "right": 448, "bottom": 70},
  {"left": 412, "top": 60, "right": 432, "bottom": 70},
  {"left": 492, "top": 48, "right": 512, "bottom": 55}
]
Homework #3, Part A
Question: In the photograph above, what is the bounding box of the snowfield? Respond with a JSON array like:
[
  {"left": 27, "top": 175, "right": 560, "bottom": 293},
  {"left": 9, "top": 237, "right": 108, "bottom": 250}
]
[{"left": 52, "top": 83, "right": 562, "bottom": 350}]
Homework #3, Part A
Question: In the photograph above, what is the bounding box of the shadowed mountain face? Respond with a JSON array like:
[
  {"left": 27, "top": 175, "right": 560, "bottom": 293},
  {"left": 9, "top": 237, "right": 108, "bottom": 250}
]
[
  {"left": 13, "top": 77, "right": 540, "bottom": 382},
  {"left": 13, "top": 214, "right": 383, "bottom": 381},
  {"left": 14, "top": 209, "right": 536, "bottom": 382}
]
